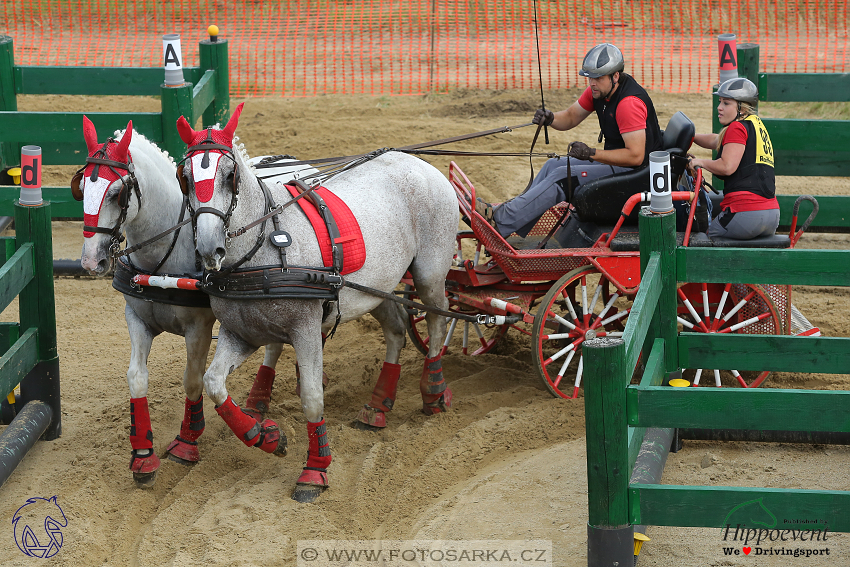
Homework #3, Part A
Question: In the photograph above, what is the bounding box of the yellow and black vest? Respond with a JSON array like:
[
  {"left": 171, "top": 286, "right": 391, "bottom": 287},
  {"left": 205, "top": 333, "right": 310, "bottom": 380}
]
[{"left": 716, "top": 115, "right": 776, "bottom": 199}]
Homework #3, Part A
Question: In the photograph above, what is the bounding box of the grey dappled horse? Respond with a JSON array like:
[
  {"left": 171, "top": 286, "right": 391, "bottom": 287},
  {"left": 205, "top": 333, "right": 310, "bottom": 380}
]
[
  {"left": 75, "top": 118, "right": 308, "bottom": 486},
  {"left": 176, "top": 103, "right": 458, "bottom": 502}
]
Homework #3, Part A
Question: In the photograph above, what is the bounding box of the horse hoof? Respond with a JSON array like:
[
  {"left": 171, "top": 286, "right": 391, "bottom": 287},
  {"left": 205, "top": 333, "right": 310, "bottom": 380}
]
[
  {"left": 355, "top": 405, "right": 387, "bottom": 428},
  {"left": 165, "top": 437, "right": 200, "bottom": 465},
  {"left": 133, "top": 471, "right": 157, "bottom": 488},
  {"left": 291, "top": 484, "right": 325, "bottom": 503},
  {"left": 273, "top": 433, "right": 288, "bottom": 457},
  {"left": 422, "top": 388, "right": 453, "bottom": 415}
]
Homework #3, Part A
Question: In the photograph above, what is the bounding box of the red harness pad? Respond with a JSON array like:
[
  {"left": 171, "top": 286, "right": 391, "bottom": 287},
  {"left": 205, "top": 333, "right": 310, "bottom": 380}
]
[{"left": 285, "top": 185, "right": 366, "bottom": 275}]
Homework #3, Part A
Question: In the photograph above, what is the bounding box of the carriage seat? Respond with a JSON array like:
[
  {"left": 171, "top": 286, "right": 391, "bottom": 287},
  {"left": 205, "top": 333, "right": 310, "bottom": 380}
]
[
  {"left": 609, "top": 230, "right": 790, "bottom": 251},
  {"left": 572, "top": 111, "right": 696, "bottom": 225}
]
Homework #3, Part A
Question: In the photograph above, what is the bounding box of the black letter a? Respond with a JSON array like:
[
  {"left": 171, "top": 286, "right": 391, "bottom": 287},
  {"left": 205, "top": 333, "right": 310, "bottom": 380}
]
[
  {"left": 720, "top": 43, "right": 736, "bottom": 67},
  {"left": 164, "top": 43, "right": 181, "bottom": 67}
]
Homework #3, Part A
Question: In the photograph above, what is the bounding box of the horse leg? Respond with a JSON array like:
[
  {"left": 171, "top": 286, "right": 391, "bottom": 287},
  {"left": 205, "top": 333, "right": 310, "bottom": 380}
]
[
  {"left": 205, "top": 327, "right": 287, "bottom": 456},
  {"left": 244, "top": 343, "right": 284, "bottom": 420},
  {"left": 291, "top": 324, "right": 331, "bottom": 503},
  {"left": 125, "top": 307, "right": 161, "bottom": 488},
  {"left": 356, "top": 300, "right": 406, "bottom": 428},
  {"left": 295, "top": 334, "right": 329, "bottom": 397},
  {"left": 166, "top": 320, "right": 214, "bottom": 465},
  {"left": 410, "top": 266, "right": 453, "bottom": 415}
]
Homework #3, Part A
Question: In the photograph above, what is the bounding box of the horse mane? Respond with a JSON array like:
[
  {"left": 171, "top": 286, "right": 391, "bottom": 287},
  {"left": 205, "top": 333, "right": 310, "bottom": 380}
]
[{"left": 113, "top": 128, "right": 177, "bottom": 168}]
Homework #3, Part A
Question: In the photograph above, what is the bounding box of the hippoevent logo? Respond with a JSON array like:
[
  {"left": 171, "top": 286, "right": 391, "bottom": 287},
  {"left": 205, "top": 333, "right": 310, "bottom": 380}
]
[
  {"left": 12, "top": 496, "right": 67, "bottom": 558},
  {"left": 719, "top": 497, "right": 831, "bottom": 558}
]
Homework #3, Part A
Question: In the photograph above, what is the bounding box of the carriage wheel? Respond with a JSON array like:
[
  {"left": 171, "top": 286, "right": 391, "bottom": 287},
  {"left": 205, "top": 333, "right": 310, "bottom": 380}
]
[
  {"left": 677, "top": 282, "right": 781, "bottom": 388},
  {"left": 531, "top": 266, "right": 633, "bottom": 399},
  {"left": 404, "top": 284, "right": 510, "bottom": 357}
]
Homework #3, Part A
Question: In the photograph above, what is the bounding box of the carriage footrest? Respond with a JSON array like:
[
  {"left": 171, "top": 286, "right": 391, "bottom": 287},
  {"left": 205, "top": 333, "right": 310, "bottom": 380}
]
[{"left": 790, "top": 303, "right": 821, "bottom": 337}]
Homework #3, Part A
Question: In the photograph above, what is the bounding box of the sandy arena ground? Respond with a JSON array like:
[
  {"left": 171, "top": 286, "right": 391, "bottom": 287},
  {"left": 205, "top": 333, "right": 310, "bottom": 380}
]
[{"left": 0, "top": 90, "right": 848, "bottom": 566}]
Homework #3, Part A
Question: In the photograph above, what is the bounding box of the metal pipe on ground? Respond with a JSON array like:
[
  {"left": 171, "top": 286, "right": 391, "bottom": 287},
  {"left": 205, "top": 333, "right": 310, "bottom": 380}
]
[
  {"left": 53, "top": 259, "right": 89, "bottom": 277},
  {"left": 630, "top": 427, "right": 675, "bottom": 564},
  {"left": 0, "top": 400, "right": 54, "bottom": 489}
]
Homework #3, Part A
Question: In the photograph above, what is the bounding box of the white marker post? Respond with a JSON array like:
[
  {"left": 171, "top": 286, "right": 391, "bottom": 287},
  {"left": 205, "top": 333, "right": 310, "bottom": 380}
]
[
  {"left": 718, "top": 33, "right": 738, "bottom": 84},
  {"left": 19, "top": 145, "right": 42, "bottom": 206},
  {"left": 162, "top": 33, "right": 184, "bottom": 86},
  {"left": 649, "top": 151, "right": 673, "bottom": 214}
]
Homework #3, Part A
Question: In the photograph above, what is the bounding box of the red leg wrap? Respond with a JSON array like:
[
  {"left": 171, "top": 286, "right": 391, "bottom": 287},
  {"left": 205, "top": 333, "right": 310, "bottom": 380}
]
[
  {"left": 356, "top": 362, "right": 401, "bottom": 428},
  {"left": 295, "top": 364, "right": 330, "bottom": 398},
  {"left": 215, "top": 396, "right": 285, "bottom": 455},
  {"left": 245, "top": 365, "right": 275, "bottom": 420},
  {"left": 298, "top": 419, "right": 332, "bottom": 486},
  {"left": 166, "top": 396, "right": 204, "bottom": 463},
  {"left": 420, "top": 355, "right": 452, "bottom": 414},
  {"left": 129, "top": 397, "right": 154, "bottom": 451}
]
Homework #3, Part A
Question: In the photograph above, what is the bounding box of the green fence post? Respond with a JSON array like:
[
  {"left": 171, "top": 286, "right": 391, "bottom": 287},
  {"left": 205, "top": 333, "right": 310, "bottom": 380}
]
[
  {"left": 0, "top": 36, "right": 18, "bottom": 170},
  {"left": 14, "top": 199, "right": 61, "bottom": 440},
  {"left": 737, "top": 43, "right": 760, "bottom": 86},
  {"left": 639, "top": 210, "right": 677, "bottom": 374},
  {"left": 160, "top": 82, "right": 193, "bottom": 159},
  {"left": 199, "top": 36, "right": 230, "bottom": 128},
  {"left": 584, "top": 337, "right": 633, "bottom": 565}
]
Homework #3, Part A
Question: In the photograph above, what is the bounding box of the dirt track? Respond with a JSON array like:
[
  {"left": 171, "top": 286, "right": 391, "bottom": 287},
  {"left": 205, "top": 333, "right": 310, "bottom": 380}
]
[{"left": 0, "top": 90, "right": 848, "bottom": 566}]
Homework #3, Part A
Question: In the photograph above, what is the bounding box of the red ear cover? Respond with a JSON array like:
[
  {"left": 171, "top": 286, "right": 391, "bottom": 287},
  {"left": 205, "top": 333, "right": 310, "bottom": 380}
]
[
  {"left": 115, "top": 120, "right": 133, "bottom": 161},
  {"left": 83, "top": 116, "right": 99, "bottom": 154},
  {"left": 176, "top": 115, "right": 196, "bottom": 145},
  {"left": 221, "top": 102, "right": 245, "bottom": 139}
]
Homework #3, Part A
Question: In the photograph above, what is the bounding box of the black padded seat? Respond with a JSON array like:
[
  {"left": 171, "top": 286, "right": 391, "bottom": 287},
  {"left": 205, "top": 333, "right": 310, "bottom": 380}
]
[
  {"left": 609, "top": 231, "right": 789, "bottom": 251},
  {"left": 571, "top": 111, "right": 696, "bottom": 225},
  {"left": 505, "top": 235, "right": 564, "bottom": 250}
]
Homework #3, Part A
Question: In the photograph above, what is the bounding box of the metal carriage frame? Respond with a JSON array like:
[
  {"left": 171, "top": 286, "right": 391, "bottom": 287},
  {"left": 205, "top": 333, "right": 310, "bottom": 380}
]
[{"left": 404, "top": 161, "right": 819, "bottom": 399}]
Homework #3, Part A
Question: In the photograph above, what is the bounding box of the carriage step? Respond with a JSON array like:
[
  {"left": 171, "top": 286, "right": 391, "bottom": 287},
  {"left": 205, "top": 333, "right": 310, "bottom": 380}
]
[{"left": 790, "top": 303, "right": 821, "bottom": 337}]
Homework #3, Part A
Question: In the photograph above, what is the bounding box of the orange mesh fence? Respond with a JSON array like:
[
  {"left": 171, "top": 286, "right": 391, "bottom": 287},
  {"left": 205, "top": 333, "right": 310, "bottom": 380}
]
[{"left": 1, "top": 0, "right": 847, "bottom": 96}]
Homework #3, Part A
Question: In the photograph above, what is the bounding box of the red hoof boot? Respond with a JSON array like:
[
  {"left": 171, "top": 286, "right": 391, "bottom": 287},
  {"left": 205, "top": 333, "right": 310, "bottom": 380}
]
[
  {"left": 356, "top": 405, "right": 387, "bottom": 428},
  {"left": 165, "top": 436, "right": 200, "bottom": 464},
  {"left": 245, "top": 365, "right": 275, "bottom": 420},
  {"left": 296, "top": 467, "right": 329, "bottom": 487},
  {"left": 422, "top": 388, "right": 453, "bottom": 415},
  {"left": 255, "top": 419, "right": 288, "bottom": 456},
  {"left": 129, "top": 450, "right": 161, "bottom": 487},
  {"left": 215, "top": 396, "right": 287, "bottom": 456}
]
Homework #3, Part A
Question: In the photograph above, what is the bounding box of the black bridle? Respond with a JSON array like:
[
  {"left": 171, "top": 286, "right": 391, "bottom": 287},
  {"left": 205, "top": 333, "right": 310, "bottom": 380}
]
[
  {"left": 177, "top": 129, "right": 241, "bottom": 229},
  {"left": 71, "top": 138, "right": 141, "bottom": 255}
]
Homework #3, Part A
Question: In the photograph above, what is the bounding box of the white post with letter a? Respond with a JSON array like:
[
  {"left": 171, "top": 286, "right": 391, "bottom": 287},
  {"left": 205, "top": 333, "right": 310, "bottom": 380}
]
[{"left": 162, "top": 34, "right": 185, "bottom": 86}]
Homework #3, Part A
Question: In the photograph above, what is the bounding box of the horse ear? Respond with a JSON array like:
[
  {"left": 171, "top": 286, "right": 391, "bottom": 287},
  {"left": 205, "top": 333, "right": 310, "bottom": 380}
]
[
  {"left": 177, "top": 115, "right": 195, "bottom": 144},
  {"left": 83, "top": 116, "right": 99, "bottom": 154},
  {"left": 115, "top": 120, "right": 133, "bottom": 160},
  {"left": 222, "top": 102, "right": 245, "bottom": 139}
]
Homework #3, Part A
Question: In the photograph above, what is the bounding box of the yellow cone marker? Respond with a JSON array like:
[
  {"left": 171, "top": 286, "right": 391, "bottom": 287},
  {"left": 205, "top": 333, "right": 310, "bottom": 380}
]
[
  {"left": 634, "top": 532, "right": 651, "bottom": 556},
  {"left": 669, "top": 378, "right": 690, "bottom": 387},
  {"left": 7, "top": 167, "right": 21, "bottom": 185}
]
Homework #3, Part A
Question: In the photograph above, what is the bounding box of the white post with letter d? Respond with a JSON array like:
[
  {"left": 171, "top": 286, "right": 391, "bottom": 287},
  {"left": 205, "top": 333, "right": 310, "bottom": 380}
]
[{"left": 649, "top": 150, "right": 673, "bottom": 214}]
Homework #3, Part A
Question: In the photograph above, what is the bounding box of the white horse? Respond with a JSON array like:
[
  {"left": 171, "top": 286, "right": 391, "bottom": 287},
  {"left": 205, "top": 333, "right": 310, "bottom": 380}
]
[
  {"left": 176, "top": 103, "right": 459, "bottom": 502},
  {"left": 75, "top": 118, "right": 311, "bottom": 486}
]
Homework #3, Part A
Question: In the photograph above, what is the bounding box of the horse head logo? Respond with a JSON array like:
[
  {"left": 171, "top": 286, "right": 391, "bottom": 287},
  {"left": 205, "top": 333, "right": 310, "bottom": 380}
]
[
  {"left": 12, "top": 496, "right": 67, "bottom": 558},
  {"left": 724, "top": 497, "right": 777, "bottom": 529}
]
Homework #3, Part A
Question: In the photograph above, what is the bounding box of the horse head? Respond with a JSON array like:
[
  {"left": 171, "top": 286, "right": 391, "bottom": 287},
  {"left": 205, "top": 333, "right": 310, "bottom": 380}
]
[
  {"left": 75, "top": 117, "right": 139, "bottom": 276},
  {"left": 177, "top": 102, "right": 245, "bottom": 271}
]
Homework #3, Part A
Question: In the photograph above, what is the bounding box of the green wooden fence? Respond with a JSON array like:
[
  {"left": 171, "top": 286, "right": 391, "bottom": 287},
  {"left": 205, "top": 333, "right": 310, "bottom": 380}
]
[
  {"left": 583, "top": 209, "right": 850, "bottom": 565},
  {"left": 0, "top": 32, "right": 229, "bottom": 217},
  {"left": 0, "top": 197, "right": 61, "bottom": 437}
]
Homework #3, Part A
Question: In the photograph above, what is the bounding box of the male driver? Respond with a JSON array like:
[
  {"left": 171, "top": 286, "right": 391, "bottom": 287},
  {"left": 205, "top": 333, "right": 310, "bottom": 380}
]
[{"left": 477, "top": 43, "right": 663, "bottom": 238}]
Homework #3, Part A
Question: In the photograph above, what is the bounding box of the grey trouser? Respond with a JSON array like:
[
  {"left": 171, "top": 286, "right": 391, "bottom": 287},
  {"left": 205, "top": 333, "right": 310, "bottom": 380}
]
[
  {"left": 492, "top": 156, "right": 630, "bottom": 238},
  {"left": 708, "top": 208, "right": 780, "bottom": 240}
]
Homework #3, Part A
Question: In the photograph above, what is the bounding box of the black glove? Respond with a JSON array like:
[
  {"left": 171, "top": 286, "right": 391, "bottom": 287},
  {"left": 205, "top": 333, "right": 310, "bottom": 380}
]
[
  {"left": 567, "top": 141, "right": 596, "bottom": 161},
  {"left": 533, "top": 108, "right": 555, "bottom": 126}
]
